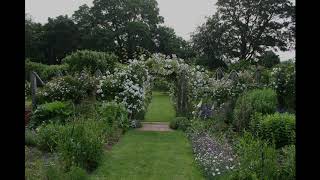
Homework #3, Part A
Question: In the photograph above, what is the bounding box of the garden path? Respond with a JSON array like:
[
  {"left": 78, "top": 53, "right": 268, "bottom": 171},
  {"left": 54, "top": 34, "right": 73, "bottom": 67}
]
[
  {"left": 89, "top": 90, "right": 204, "bottom": 179},
  {"left": 137, "top": 122, "right": 173, "bottom": 131},
  {"left": 90, "top": 131, "right": 204, "bottom": 180},
  {"left": 144, "top": 91, "right": 176, "bottom": 122}
]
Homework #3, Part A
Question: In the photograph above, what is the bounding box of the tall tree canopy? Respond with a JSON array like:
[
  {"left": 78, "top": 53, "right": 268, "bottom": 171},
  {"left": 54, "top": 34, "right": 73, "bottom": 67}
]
[
  {"left": 258, "top": 50, "right": 280, "bottom": 68},
  {"left": 155, "top": 26, "right": 195, "bottom": 59},
  {"left": 25, "top": 13, "right": 46, "bottom": 62},
  {"left": 73, "top": 0, "right": 164, "bottom": 61},
  {"left": 192, "top": 0, "right": 295, "bottom": 68},
  {"left": 43, "top": 15, "right": 80, "bottom": 64}
]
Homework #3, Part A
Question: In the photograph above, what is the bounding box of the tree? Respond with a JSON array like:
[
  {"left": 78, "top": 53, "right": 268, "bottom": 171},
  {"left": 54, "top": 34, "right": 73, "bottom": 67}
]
[
  {"left": 155, "top": 26, "right": 196, "bottom": 59},
  {"left": 43, "top": 15, "right": 80, "bottom": 64},
  {"left": 83, "top": 0, "right": 164, "bottom": 62},
  {"left": 192, "top": 0, "right": 295, "bottom": 65},
  {"left": 72, "top": 4, "right": 116, "bottom": 52},
  {"left": 25, "top": 13, "right": 46, "bottom": 62},
  {"left": 191, "top": 14, "right": 228, "bottom": 69},
  {"left": 258, "top": 50, "right": 280, "bottom": 68}
]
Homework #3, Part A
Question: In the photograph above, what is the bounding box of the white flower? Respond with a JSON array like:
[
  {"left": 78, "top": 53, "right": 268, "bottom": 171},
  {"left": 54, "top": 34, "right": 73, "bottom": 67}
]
[{"left": 197, "top": 100, "right": 202, "bottom": 108}]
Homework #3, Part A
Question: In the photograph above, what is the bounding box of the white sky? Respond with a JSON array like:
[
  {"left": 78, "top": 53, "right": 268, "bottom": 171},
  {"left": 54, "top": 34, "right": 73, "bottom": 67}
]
[{"left": 25, "top": 0, "right": 295, "bottom": 60}]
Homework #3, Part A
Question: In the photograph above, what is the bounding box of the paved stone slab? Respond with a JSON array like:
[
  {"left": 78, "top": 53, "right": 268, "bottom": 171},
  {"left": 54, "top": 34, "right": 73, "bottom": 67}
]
[{"left": 137, "top": 122, "right": 173, "bottom": 132}]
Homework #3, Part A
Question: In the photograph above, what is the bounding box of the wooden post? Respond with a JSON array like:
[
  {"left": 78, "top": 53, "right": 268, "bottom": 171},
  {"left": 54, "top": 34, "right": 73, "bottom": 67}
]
[
  {"left": 30, "top": 72, "right": 37, "bottom": 110},
  {"left": 30, "top": 71, "right": 45, "bottom": 109}
]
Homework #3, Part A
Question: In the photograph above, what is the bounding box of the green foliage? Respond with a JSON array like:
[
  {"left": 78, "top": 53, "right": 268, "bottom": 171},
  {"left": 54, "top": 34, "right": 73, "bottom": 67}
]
[
  {"left": 25, "top": 128, "right": 38, "bottom": 146},
  {"left": 25, "top": 59, "right": 69, "bottom": 81},
  {"left": 62, "top": 50, "right": 117, "bottom": 74},
  {"left": 279, "top": 145, "right": 296, "bottom": 179},
  {"left": 45, "top": 165, "right": 88, "bottom": 180},
  {"left": 25, "top": 13, "right": 46, "bottom": 62},
  {"left": 83, "top": 0, "right": 164, "bottom": 61},
  {"left": 258, "top": 51, "right": 280, "bottom": 68},
  {"left": 233, "top": 88, "right": 277, "bottom": 132},
  {"left": 192, "top": 0, "right": 295, "bottom": 63},
  {"left": 229, "top": 132, "right": 280, "bottom": 179},
  {"left": 44, "top": 15, "right": 81, "bottom": 64},
  {"left": 36, "top": 122, "right": 64, "bottom": 152},
  {"left": 57, "top": 120, "right": 105, "bottom": 171},
  {"left": 172, "top": 117, "right": 190, "bottom": 131},
  {"left": 270, "top": 62, "right": 295, "bottom": 112},
  {"left": 25, "top": 81, "right": 31, "bottom": 98},
  {"left": 169, "top": 118, "right": 178, "bottom": 129},
  {"left": 133, "top": 109, "right": 146, "bottom": 120},
  {"left": 253, "top": 113, "right": 295, "bottom": 148},
  {"left": 99, "top": 101, "right": 129, "bottom": 132},
  {"left": 153, "top": 77, "right": 170, "bottom": 91},
  {"left": 30, "top": 101, "right": 73, "bottom": 128},
  {"left": 25, "top": 146, "right": 47, "bottom": 179},
  {"left": 228, "top": 60, "right": 253, "bottom": 72}
]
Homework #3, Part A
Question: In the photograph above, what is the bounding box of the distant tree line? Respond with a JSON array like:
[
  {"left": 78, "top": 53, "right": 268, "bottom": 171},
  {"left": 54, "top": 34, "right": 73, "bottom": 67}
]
[
  {"left": 26, "top": 0, "right": 294, "bottom": 69},
  {"left": 25, "top": 0, "right": 196, "bottom": 65}
]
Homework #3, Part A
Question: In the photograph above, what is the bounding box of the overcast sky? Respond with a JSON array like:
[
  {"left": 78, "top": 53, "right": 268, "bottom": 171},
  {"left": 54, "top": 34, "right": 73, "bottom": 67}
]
[{"left": 25, "top": 0, "right": 295, "bottom": 60}]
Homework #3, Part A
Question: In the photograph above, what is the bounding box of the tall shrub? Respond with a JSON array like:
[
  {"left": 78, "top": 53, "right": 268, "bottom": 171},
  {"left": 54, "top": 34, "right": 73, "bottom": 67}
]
[
  {"left": 233, "top": 88, "right": 277, "bottom": 132},
  {"left": 98, "top": 101, "right": 129, "bottom": 132},
  {"left": 253, "top": 113, "right": 295, "bottom": 148},
  {"left": 25, "top": 59, "right": 68, "bottom": 81},
  {"left": 57, "top": 120, "right": 105, "bottom": 171},
  {"left": 62, "top": 50, "right": 117, "bottom": 74}
]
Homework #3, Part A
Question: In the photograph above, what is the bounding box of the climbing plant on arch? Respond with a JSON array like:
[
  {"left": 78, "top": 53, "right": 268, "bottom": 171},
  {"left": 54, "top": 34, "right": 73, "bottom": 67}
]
[{"left": 95, "top": 53, "right": 258, "bottom": 120}]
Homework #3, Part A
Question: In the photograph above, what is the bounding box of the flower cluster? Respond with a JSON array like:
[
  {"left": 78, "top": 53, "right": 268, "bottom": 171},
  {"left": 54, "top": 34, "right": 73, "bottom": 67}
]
[
  {"left": 270, "top": 63, "right": 295, "bottom": 96},
  {"left": 96, "top": 58, "right": 152, "bottom": 115},
  {"left": 188, "top": 132, "right": 237, "bottom": 178},
  {"left": 36, "top": 72, "right": 96, "bottom": 103}
]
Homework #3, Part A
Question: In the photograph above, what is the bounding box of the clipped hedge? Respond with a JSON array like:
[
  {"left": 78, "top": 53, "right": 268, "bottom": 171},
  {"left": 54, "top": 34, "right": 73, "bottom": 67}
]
[
  {"left": 25, "top": 59, "right": 68, "bottom": 82},
  {"left": 62, "top": 50, "right": 118, "bottom": 74}
]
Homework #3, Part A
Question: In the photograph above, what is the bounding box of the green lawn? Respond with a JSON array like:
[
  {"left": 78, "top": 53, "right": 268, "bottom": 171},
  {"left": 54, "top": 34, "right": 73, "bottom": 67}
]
[
  {"left": 90, "top": 130, "right": 204, "bottom": 180},
  {"left": 144, "top": 91, "right": 176, "bottom": 122}
]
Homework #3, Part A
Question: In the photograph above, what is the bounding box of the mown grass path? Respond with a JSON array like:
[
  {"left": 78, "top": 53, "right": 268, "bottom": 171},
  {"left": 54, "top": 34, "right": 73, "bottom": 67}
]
[
  {"left": 144, "top": 91, "right": 176, "bottom": 122},
  {"left": 90, "top": 130, "right": 204, "bottom": 180}
]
